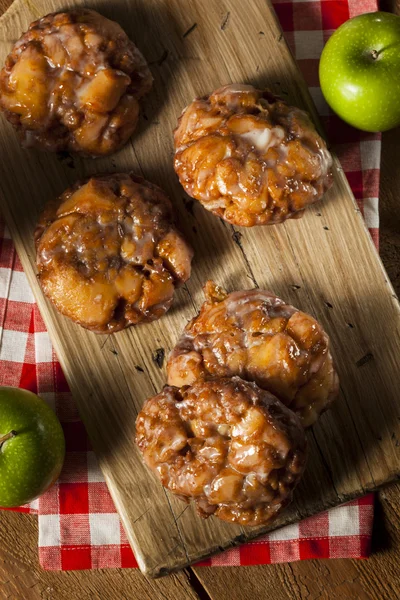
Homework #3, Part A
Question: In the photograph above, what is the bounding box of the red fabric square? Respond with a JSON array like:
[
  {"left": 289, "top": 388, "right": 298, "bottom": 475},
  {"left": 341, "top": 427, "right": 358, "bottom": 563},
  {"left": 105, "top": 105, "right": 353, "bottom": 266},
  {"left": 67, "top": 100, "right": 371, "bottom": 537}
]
[
  {"left": 356, "top": 198, "right": 364, "bottom": 216},
  {"left": 59, "top": 482, "right": 89, "bottom": 514},
  {"left": 39, "top": 547, "right": 62, "bottom": 570},
  {"left": 20, "top": 362, "right": 38, "bottom": 393},
  {"left": 120, "top": 545, "right": 138, "bottom": 568},
  {"left": 357, "top": 493, "right": 374, "bottom": 506},
  {"left": 13, "top": 254, "right": 24, "bottom": 272},
  {"left": 329, "top": 536, "right": 361, "bottom": 558},
  {"left": 273, "top": 4, "right": 294, "bottom": 31},
  {"left": 299, "top": 511, "right": 329, "bottom": 538},
  {"left": 345, "top": 171, "right": 364, "bottom": 200},
  {"left": 335, "top": 143, "right": 362, "bottom": 173},
  {"left": 0, "top": 239, "right": 15, "bottom": 269},
  {"left": 54, "top": 362, "right": 70, "bottom": 393},
  {"left": 283, "top": 30, "right": 295, "bottom": 54},
  {"left": 39, "top": 483, "right": 60, "bottom": 515},
  {"left": 358, "top": 504, "right": 374, "bottom": 535},
  {"left": 363, "top": 169, "right": 380, "bottom": 198},
  {"left": 321, "top": 1, "right": 350, "bottom": 30},
  {"left": 359, "top": 536, "right": 371, "bottom": 558},
  {"left": 239, "top": 542, "right": 271, "bottom": 565},
  {"left": 91, "top": 545, "right": 122, "bottom": 569},
  {"left": 55, "top": 392, "right": 81, "bottom": 422},
  {"left": 33, "top": 306, "right": 48, "bottom": 332},
  {"left": 348, "top": 0, "right": 378, "bottom": 18},
  {"left": 3, "top": 300, "right": 32, "bottom": 332},
  {"left": 59, "top": 453, "right": 88, "bottom": 484},
  {"left": 293, "top": 3, "right": 322, "bottom": 31},
  {"left": 297, "top": 59, "right": 320, "bottom": 87},
  {"left": 89, "top": 483, "right": 116, "bottom": 513},
  {"left": 62, "top": 421, "right": 89, "bottom": 452},
  {"left": 299, "top": 537, "right": 330, "bottom": 560},
  {"left": 270, "top": 540, "right": 300, "bottom": 563},
  {"left": 24, "top": 332, "right": 36, "bottom": 366},
  {"left": 323, "top": 115, "right": 362, "bottom": 144},
  {"left": 61, "top": 546, "right": 91, "bottom": 570},
  {"left": 120, "top": 520, "right": 129, "bottom": 544},
  {"left": 0, "top": 297, "right": 6, "bottom": 319},
  {"left": 0, "top": 362, "right": 23, "bottom": 387},
  {"left": 369, "top": 228, "right": 379, "bottom": 251},
  {"left": 36, "top": 363, "right": 56, "bottom": 393}
]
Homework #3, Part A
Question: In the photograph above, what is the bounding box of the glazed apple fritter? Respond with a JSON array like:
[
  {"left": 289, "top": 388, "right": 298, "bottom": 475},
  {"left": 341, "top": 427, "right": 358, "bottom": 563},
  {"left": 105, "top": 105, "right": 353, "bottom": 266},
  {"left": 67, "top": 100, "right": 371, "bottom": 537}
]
[
  {"left": 0, "top": 9, "right": 152, "bottom": 155},
  {"left": 167, "top": 281, "right": 339, "bottom": 427},
  {"left": 174, "top": 84, "right": 333, "bottom": 226},
  {"left": 35, "top": 173, "right": 193, "bottom": 332},
  {"left": 136, "top": 376, "right": 307, "bottom": 526}
]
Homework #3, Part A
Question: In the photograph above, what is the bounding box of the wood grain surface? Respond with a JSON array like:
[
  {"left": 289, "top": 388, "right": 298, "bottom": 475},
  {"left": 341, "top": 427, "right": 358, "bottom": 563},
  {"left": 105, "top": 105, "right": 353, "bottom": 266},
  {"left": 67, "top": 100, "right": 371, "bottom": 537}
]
[{"left": 0, "top": 2, "right": 397, "bottom": 597}]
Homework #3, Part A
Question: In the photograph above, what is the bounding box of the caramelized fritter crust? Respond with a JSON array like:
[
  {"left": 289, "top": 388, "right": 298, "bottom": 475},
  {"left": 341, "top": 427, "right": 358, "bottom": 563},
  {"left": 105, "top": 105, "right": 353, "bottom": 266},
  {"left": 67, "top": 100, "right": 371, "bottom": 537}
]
[
  {"left": 136, "top": 377, "right": 307, "bottom": 526},
  {"left": 35, "top": 173, "right": 193, "bottom": 332},
  {"left": 174, "top": 84, "right": 333, "bottom": 226},
  {"left": 0, "top": 9, "right": 152, "bottom": 155},
  {"left": 167, "top": 281, "right": 339, "bottom": 427}
]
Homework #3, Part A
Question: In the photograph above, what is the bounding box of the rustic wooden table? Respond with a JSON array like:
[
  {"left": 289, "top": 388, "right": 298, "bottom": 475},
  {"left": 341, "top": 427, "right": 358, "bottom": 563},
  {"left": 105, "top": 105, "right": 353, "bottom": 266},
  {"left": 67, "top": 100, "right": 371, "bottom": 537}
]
[{"left": 1, "top": 0, "right": 400, "bottom": 598}]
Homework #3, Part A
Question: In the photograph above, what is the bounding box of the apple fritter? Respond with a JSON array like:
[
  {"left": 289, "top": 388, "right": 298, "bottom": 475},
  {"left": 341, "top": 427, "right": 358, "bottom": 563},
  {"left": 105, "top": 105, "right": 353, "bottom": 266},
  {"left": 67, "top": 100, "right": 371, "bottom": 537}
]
[
  {"left": 0, "top": 9, "right": 152, "bottom": 155},
  {"left": 167, "top": 281, "right": 339, "bottom": 427},
  {"left": 174, "top": 84, "right": 333, "bottom": 226},
  {"left": 136, "top": 377, "right": 307, "bottom": 526},
  {"left": 35, "top": 173, "right": 193, "bottom": 333}
]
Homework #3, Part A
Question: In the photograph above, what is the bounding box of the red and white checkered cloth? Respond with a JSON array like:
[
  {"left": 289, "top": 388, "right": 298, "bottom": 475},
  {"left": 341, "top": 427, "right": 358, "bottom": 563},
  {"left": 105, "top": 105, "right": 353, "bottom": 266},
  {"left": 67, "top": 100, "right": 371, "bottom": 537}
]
[{"left": 0, "top": 0, "right": 379, "bottom": 570}]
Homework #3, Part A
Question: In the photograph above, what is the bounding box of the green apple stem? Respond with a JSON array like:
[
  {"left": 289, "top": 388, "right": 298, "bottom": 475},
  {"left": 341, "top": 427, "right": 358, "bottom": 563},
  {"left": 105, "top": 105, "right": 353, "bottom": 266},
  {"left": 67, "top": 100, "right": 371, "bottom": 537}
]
[
  {"left": 371, "top": 42, "right": 400, "bottom": 61},
  {"left": 0, "top": 430, "right": 17, "bottom": 446}
]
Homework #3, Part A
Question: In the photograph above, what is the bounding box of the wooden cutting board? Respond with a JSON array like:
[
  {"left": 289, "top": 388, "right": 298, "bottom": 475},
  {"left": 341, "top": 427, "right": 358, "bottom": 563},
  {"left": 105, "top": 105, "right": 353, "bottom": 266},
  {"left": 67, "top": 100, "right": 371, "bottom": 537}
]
[{"left": 1, "top": 0, "right": 400, "bottom": 578}]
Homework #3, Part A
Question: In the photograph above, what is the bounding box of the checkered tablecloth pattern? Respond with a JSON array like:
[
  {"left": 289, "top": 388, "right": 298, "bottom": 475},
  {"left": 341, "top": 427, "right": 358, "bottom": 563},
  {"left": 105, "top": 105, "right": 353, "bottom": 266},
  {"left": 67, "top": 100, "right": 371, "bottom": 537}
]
[{"left": 0, "top": 0, "right": 379, "bottom": 570}]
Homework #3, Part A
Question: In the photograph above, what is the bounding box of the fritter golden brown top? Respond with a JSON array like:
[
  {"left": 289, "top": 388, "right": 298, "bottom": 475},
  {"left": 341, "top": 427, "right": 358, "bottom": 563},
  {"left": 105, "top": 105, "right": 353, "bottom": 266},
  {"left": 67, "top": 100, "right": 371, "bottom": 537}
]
[
  {"left": 35, "top": 173, "right": 193, "bottom": 332},
  {"left": 167, "top": 281, "right": 339, "bottom": 427},
  {"left": 136, "top": 377, "right": 307, "bottom": 526},
  {"left": 0, "top": 9, "right": 152, "bottom": 155},
  {"left": 174, "top": 84, "right": 333, "bottom": 226}
]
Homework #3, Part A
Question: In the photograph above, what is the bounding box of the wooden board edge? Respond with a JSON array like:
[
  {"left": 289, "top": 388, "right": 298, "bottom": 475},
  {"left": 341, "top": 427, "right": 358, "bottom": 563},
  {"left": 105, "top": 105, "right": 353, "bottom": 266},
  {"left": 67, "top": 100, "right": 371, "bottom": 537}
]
[{"left": 144, "top": 472, "right": 399, "bottom": 578}]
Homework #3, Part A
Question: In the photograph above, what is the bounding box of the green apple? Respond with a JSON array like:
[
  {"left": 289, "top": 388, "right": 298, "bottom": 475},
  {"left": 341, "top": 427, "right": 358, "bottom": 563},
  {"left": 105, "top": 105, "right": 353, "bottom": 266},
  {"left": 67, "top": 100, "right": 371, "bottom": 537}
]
[
  {"left": 0, "top": 387, "right": 65, "bottom": 507},
  {"left": 319, "top": 12, "right": 400, "bottom": 132}
]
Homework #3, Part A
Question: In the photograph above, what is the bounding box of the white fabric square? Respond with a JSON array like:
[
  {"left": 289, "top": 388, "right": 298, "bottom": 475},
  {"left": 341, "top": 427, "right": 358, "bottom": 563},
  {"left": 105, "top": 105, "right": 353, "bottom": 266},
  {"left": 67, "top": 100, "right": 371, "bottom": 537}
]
[
  {"left": 293, "top": 30, "right": 324, "bottom": 59},
  {"left": 35, "top": 332, "right": 53, "bottom": 363},
  {"left": 0, "top": 268, "right": 12, "bottom": 300},
  {"left": 360, "top": 140, "right": 381, "bottom": 171},
  {"left": 268, "top": 521, "right": 299, "bottom": 541},
  {"left": 329, "top": 504, "right": 359, "bottom": 537},
  {"left": 30, "top": 498, "right": 39, "bottom": 511},
  {"left": 8, "top": 271, "right": 35, "bottom": 303},
  {"left": 309, "top": 87, "right": 330, "bottom": 117},
  {"left": 87, "top": 451, "right": 105, "bottom": 483},
  {"left": 39, "top": 514, "right": 61, "bottom": 547},
  {"left": 89, "top": 513, "right": 121, "bottom": 545},
  {"left": 0, "top": 329, "right": 28, "bottom": 362},
  {"left": 363, "top": 197, "right": 379, "bottom": 229}
]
